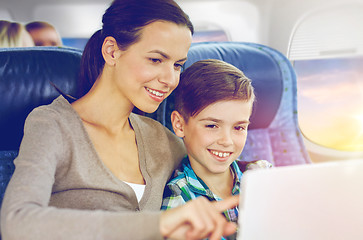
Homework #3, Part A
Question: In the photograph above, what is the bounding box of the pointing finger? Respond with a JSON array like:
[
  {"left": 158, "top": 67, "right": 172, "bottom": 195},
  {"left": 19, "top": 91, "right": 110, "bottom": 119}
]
[{"left": 213, "top": 195, "right": 239, "bottom": 212}]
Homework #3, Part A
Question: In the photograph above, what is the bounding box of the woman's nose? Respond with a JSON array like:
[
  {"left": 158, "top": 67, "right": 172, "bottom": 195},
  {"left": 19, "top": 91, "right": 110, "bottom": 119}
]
[{"left": 159, "top": 64, "right": 178, "bottom": 87}]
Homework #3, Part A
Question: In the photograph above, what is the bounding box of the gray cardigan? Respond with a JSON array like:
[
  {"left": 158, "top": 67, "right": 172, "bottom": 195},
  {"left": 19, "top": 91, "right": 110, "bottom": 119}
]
[{"left": 1, "top": 96, "right": 186, "bottom": 240}]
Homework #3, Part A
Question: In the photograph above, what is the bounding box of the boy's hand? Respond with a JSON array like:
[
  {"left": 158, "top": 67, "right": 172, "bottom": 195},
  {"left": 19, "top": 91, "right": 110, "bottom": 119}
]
[{"left": 160, "top": 195, "right": 239, "bottom": 240}]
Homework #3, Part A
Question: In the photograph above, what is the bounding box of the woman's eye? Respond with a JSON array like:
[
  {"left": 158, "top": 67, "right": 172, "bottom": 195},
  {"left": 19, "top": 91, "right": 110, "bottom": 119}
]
[
  {"left": 174, "top": 63, "right": 183, "bottom": 70},
  {"left": 150, "top": 58, "right": 161, "bottom": 63}
]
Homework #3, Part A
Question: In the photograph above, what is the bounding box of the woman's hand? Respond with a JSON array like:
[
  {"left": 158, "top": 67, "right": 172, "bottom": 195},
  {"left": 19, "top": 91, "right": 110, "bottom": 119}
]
[{"left": 160, "top": 195, "right": 239, "bottom": 240}]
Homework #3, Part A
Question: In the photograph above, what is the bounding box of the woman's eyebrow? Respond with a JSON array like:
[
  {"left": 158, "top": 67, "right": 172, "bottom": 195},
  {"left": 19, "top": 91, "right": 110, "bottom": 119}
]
[{"left": 148, "top": 50, "right": 187, "bottom": 62}]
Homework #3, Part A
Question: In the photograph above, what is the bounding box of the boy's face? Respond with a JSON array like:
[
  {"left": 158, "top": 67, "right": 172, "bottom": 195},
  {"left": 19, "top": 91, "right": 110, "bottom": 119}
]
[{"left": 172, "top": 99, "right": 253, "bottom": 177}]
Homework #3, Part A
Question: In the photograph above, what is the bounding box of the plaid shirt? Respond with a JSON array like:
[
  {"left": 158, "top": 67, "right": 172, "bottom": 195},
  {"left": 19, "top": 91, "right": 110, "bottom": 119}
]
[{"left": 162, "top": 156, "right": 242, "bottom": 231}]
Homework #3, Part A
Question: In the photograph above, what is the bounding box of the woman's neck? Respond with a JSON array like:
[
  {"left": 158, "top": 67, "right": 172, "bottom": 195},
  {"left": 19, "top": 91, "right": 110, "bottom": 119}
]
[{"left": 72, "top": 77, "right": 134, "bottom": 135}]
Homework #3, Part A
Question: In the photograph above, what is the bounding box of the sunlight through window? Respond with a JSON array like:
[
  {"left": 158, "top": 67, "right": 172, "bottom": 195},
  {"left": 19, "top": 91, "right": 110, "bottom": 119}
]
[{"left": 294, "top": 57, "right": 363, "bottom": 151}]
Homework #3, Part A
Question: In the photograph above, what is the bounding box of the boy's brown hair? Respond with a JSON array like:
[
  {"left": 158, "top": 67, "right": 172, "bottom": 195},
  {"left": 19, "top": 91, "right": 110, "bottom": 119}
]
[{"left": 174, "top": 59, "right": 255, "bottom": 121}]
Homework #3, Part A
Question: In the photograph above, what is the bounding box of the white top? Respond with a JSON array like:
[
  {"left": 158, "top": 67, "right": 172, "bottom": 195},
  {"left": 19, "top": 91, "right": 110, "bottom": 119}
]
[{"left": 124, "top": 181, "right": 146, "bottom": 202}]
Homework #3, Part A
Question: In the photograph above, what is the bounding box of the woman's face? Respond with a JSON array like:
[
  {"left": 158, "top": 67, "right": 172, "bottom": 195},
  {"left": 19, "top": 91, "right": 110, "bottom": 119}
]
[{"left": 113, "top": 20, "right": 192, "bottom": 113}]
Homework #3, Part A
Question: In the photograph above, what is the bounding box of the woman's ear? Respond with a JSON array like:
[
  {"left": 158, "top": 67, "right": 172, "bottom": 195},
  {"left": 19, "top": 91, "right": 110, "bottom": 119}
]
[
  {"left": 101, "top": 36, "right": 121, "bottom": 66},
  {"left": 171, "top": 111, "right": 186, "bottom": 138}
]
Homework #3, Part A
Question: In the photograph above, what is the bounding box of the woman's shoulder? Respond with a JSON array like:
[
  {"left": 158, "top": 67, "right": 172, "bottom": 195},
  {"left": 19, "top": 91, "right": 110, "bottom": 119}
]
[
  {"left": 26, "top": 95, "right": 80, "bottom": 129},
  {"left": 31, "top": 96, "right": 71, "bottom": 114},
  {"left": 29, "top": 95, "right": 74, "bottom": 116}
]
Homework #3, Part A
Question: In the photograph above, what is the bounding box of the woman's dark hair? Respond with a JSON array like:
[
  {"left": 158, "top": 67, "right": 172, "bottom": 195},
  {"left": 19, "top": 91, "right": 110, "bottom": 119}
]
[
  {"left": 77, "top": 0, "right": 194, "bottom": 97},
  {"left": 175, "top": 59, "right": 255, "bottom": 121}
]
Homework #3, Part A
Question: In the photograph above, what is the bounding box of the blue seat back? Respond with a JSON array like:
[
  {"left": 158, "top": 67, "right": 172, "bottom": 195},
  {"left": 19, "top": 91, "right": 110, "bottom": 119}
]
[{"left": 0, "top": 47, "right": 83, "bottom": 205}]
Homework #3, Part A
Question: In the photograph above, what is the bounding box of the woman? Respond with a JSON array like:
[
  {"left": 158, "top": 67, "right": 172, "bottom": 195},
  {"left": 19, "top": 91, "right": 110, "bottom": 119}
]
[{"left": 1, "top": 0, "right": 238, "bottom": 239}]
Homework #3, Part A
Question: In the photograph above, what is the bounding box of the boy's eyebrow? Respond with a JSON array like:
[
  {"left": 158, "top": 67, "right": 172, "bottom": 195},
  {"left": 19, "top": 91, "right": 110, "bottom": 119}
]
[
  {"left": 199, "top": 117, "right": 221, "bottom": 122},
  {"left": 237, "top": 120, "right": 250, "bottom": 125},
  {"left": 200, "top": 117, "right": 250, "bottom": 124},
  {"left": 148, "top": 50, "right": 188, "bottom": 62}
]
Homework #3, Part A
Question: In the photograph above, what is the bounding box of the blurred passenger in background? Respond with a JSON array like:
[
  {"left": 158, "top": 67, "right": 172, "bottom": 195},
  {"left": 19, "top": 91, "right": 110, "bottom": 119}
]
[
  {"left": 25, "top": 21, "right": 62, "bottom": 46},
  {"left": 0, "top": 20, "right": 34, "bottom": 48}
]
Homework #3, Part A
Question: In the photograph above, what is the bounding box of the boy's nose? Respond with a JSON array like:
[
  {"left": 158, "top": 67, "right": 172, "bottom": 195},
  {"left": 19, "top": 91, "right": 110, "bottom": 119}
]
[{"left": 218, "top": 130, "right": 234, "bottom": 146}]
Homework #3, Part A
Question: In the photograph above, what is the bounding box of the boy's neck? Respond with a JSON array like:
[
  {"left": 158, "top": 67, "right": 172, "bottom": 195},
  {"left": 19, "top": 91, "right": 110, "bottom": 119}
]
[
  {"left": 189, "top": 160, "right": 234, "bottom": 199},
  {"left": 206, "top": 169, "right": 234, "bottom": 199}
]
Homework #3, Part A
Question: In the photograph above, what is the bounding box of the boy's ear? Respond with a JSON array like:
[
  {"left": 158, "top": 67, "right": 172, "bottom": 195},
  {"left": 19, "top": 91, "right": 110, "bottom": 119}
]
[
  {"left": 101, "top": 36, "right": 122, "bottom": 66},
  {"left": 171, "top": 111, "right": 186, "bottom": 138}
]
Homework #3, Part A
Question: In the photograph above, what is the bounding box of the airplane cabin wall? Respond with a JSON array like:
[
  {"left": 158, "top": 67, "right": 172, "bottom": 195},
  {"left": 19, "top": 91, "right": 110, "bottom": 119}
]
[{"left": 2, "top": 0, "right": 363, "bottom": 53}]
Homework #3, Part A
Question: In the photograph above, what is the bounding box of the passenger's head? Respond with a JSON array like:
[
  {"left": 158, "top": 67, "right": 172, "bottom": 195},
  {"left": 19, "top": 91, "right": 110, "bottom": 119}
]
[
  {"left": 25, "top": 21, "right": 62, "bottom": 46},
  {"left": 0, "top": 20, "right": 34, "bottom": 48},
  {"left": 171, "top": 59, "right": 255, "bottom": 174},
  {"left": 174, "top": 59, "right": 255, "bottom": 122},
  {"left": 78, "top": 0, "right": 194, "bottom": 98}
]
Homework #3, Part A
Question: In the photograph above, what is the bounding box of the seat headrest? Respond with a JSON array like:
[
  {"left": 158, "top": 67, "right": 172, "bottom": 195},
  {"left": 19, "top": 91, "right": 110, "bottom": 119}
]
[
  {"left": 0, "top": 47, "right": 83, "bottom": 150},
  {"left": 159, "top": 42, "right": 284, "bottom": 132}
]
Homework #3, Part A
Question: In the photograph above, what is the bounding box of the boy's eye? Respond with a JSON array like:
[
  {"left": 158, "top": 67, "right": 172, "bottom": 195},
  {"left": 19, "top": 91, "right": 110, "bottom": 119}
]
[
  {"left": 235, "top": 125, "right": 247, "bottom": 131},
  {"left": 205, "top": 124, "right": 217, "bottom": 129}
]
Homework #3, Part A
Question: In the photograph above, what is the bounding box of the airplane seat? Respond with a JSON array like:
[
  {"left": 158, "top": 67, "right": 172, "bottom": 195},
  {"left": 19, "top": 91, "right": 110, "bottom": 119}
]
[
  {"left": 155, "top": 42, "right": 311, "bottom": 167},
  {"left": 0, "top": 47, "right": 83, "bottom": 206},
  {"left": 0, "top": 42, "right": 311, "bottom": 212}
]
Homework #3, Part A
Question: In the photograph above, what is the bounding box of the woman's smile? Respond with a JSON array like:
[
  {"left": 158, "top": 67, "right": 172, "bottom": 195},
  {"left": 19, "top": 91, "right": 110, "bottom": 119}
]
[{"left": 145, "top": 87, "right": 168, "bottom": 102}]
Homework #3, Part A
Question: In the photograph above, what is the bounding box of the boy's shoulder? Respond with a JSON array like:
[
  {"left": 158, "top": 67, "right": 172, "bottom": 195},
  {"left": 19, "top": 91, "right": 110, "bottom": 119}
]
[
  {"left": 166, "top": 158, "right": 192, "bottom": 189},
  {"left": 167, "top": 169, "right": 188, "bottom": 187}
]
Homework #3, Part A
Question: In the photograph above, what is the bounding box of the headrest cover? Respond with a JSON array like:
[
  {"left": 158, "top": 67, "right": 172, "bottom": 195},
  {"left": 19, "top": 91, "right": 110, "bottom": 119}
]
[{"left": 0, "top": 47, "right": 83, "bottom": 150}]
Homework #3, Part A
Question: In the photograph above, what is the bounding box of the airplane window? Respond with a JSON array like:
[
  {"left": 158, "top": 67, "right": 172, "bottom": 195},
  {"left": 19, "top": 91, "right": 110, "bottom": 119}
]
[
  {"left": 288, "top": 3, "right": 363, "bottom": 155},
  {"left": 294, "top": 57, "right": 363, "bottom": 151}
]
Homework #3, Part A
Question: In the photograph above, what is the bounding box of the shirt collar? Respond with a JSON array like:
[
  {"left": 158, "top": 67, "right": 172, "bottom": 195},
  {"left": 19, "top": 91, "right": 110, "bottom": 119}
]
[{"left": 181, "top": 156, "right": 243, "bottom": 199}]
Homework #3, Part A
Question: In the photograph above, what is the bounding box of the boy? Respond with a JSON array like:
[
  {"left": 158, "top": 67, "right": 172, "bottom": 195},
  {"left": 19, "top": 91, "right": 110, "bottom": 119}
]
[{"left": 162, "top": 59, "right": 270, "bottom": 239}]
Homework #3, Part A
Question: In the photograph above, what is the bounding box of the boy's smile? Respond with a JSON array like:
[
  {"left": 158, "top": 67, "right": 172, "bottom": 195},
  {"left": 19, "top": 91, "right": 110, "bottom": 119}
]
[{"left": 209, "top": 150, "right": 231, "bottom": 159}]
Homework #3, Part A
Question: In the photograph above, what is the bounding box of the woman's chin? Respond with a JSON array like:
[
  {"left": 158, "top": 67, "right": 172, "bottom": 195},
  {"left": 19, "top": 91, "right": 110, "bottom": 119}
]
[{"left": 134, "top": 104, "right": 160, "bottom": 115}]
